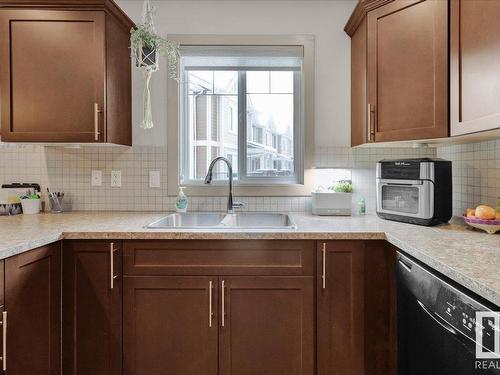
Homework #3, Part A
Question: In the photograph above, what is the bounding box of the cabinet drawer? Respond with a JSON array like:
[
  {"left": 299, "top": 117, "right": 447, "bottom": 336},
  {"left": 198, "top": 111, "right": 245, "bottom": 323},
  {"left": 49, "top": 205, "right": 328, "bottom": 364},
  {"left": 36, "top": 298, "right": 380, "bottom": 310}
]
[{"left": 123, "top": 240, "right": 314, "bottom": 276}]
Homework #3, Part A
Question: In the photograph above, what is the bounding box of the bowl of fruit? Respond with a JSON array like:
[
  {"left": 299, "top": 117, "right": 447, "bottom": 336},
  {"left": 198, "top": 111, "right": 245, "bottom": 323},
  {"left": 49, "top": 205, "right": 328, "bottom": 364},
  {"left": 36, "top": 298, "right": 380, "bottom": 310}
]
[{"left": 463, "top": 202, "right": 500, "bottom": 234}]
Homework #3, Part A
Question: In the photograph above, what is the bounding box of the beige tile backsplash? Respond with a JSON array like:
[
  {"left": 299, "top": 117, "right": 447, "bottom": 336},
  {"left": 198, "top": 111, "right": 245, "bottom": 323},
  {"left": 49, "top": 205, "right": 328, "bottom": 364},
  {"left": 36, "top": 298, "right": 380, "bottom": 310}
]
[
  {"left": 1, "top": 140, "right": 497, "bottom": 215},
  {"left": 436, "top": 140, "right": 500, "bottom": 216}
]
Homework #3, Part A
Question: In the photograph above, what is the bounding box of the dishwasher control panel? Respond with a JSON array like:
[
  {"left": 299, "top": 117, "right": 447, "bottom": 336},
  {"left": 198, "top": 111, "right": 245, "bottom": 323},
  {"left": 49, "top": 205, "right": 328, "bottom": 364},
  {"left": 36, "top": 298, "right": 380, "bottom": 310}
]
[
  {"left": 436, "top": 288, "right": 479, "bottom": 340},
  {"left": 436, "top": 279, "right": 498, "bottom": 352},
  {"left": 397, "top": 251, "right": 499, "bottom": 352}
]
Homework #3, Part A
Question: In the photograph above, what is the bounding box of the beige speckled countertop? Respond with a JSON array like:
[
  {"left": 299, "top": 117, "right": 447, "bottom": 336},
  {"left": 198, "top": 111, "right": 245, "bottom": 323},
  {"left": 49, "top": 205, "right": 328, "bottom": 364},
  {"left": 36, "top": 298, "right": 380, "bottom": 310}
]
[{"left": 0, "top": 211, "right": 499, "bottom": 305}]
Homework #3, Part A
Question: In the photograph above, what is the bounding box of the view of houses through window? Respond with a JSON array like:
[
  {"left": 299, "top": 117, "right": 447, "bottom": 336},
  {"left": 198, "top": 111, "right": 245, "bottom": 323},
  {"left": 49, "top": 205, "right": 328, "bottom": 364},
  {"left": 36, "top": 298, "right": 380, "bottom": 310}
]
[{"left": 184, "top": 69, "right": 296, "bottom": 183}]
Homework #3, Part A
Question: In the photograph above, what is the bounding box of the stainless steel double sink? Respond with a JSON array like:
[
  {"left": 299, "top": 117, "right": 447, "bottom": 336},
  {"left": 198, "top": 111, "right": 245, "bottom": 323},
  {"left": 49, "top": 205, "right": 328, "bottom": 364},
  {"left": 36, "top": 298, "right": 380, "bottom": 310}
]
[{"left": 146, "top": 212, "right": 297, "bottom": 230}]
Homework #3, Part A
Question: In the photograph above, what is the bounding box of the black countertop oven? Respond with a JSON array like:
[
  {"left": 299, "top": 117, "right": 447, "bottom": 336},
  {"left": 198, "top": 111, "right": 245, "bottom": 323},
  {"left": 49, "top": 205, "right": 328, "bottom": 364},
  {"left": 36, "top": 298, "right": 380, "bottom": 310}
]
[{"left": 376, "top": 158, "right": 452, "bottom": 226}]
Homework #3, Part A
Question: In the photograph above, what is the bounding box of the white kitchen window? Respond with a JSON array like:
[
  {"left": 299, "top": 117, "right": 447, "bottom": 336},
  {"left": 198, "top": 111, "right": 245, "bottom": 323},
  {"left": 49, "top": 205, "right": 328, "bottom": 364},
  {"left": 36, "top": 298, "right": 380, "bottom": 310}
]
[{"left": 179, "top": 45, "right": 304, "bottom": 186}]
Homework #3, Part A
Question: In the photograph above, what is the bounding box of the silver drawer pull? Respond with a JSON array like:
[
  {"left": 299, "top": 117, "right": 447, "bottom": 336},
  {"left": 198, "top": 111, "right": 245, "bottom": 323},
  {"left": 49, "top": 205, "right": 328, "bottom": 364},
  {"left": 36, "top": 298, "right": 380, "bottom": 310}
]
[
  {"left": 367, "top": 103, "right": 375, "bottom": 142},
  {"left": 221, "top": 280, "right": 225, "bottom": 327},
  {"left": 94, "top": 103, "right": 101, "bottom": 141},
  {"left": 209, "top": 281, "right": 213, "bottom": 328},
  {"left": 322, "top": 242, "right": 326, "bottom": 289},
  {"left": 110, "top": 242, "right": 118, "bottom": 289},
  {"left": 0, "top": 311, "right": 7, "bottom": 371}
]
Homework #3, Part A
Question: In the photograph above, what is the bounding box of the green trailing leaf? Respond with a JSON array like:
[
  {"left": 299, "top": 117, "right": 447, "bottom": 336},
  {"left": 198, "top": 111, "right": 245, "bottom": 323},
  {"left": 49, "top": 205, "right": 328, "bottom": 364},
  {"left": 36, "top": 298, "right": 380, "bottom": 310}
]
[{"left": 130, "top": 24, "right": 180, "bottom": 80}]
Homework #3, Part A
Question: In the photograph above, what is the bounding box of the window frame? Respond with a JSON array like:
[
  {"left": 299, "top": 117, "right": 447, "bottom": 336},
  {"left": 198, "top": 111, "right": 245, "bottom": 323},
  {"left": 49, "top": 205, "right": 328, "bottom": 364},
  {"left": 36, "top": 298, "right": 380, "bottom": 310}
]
[
  {"left": 167, "top": 35, "right": 315, "bottom": 197},
  {"left": 180, "top": 67, "right": 303, "bottom": 186}
]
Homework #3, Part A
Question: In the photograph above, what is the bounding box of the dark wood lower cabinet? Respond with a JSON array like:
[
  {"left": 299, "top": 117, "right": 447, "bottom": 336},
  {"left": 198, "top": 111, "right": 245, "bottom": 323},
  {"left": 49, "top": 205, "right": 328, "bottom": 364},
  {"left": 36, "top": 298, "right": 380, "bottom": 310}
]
[
  {"left": 123, "top": 276, "right": 218, "bottom": 375},
  {"left": 317, "top": 240, "right": 396, "bottom": 375},
  {"left": 317, "top": 241, "right": 364, "bottom": 375},
  {"left": 122, "top": 275, "right": 314, "bottom": 375},
  {"left": 221, "top": 276, "right": 314, "bottom": 375},
  {"left": 62, "top": 240, "right": 122, "bottom": 375},
  {"left": 4, "top": 242, "right": 61, "bottom": 375},
  {"left": 0, "top": 239, "right": 396, "bottom": 375}
]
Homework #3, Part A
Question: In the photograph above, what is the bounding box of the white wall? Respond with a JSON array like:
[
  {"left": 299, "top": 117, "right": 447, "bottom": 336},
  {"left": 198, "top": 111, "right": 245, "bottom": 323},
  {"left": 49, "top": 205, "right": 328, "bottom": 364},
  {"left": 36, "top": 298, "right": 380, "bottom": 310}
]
[{"left": 117, "top": 0, "right": 356, "bottom": 147}]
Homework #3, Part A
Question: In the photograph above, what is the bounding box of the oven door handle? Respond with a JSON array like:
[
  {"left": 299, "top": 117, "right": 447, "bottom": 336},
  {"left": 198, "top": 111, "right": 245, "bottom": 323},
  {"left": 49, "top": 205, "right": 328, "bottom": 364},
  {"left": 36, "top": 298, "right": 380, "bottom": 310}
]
[{"left": 417, "top": 300, "right": 457, "bottom": 335}]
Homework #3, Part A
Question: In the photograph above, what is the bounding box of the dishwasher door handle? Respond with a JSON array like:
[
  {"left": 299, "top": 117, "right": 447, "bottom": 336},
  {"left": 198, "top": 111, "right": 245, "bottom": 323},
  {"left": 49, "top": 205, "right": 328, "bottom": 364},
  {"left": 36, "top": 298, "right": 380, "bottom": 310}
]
[
  {"left": 417, "top": 300, "right": 457, "bottom": 335},
  {"left": 398, "top": 259, "right": 412, "bottom": 273}
]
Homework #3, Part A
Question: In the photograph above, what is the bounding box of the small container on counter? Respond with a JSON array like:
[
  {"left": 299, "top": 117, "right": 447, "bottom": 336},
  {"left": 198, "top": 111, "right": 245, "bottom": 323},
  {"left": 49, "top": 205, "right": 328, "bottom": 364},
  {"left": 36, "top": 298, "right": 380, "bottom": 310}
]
[
  {"left": 47, "top": 189, "right": 65, "bottom": 213},
  {"left": 20, "top": 198, "right": 41, "bottom": 214},
  {"left": 358, "top": 197, "right": 366, "bottom": 215}
]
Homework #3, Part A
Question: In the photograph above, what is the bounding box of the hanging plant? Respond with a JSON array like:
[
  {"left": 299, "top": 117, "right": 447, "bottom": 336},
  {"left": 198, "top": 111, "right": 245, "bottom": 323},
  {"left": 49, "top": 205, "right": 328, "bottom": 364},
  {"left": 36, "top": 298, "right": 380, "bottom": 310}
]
[
  {"left": 130, "top": 24, "right": 179, "bottom": 79},
  {"left": 130, "top": 0, "right": 179, "bottom": 129}
]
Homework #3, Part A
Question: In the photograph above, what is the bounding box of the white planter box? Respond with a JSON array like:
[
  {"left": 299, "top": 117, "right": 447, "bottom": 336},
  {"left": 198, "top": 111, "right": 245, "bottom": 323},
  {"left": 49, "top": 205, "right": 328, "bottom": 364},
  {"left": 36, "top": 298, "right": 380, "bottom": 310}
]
[{"left": 311, "top": 192, "right": 352, "bottom": 216}]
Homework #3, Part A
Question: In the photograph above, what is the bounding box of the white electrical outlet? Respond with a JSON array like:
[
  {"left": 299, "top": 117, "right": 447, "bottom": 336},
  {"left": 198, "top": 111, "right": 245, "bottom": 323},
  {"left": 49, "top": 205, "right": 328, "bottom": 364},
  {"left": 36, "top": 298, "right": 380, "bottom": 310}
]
[
  {"left": 111, "top": 170, "right": 122, "bottom": 187},
  {"left": 91, "top": 170, "right": 102, "bottom": 187},
  {"left": 149, "top": 170, "right": 161, "bottom": 188}
]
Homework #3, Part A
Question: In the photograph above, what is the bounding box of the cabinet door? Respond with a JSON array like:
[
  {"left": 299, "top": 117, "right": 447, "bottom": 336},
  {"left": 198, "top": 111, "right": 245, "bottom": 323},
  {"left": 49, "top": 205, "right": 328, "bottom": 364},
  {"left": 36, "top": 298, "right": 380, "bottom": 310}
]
[
  {"left": 220, "top": 276, "right": 313, "bottom": 375},
  {"left": 0, "top": 10, "right": 105, "bottom": 142},
  {"left": 62, "top": 240, "right": 122, "bottom": 375},
  {"left": 367, "top": 0, "right": 448, "bottom": 142},
  {"left": 317, "top": 241, "right": 396, "bottom": 375},
  {"left": 450, "top": 0, "right": 500, "bottom": 135},
  {"left": 317, "top": 241, "right": 364, "bottom": 375},
  {"left": 351, "top": 16, "right": 368, "bottom": 146},
  {"left": 4, "top": 242, "right": 61, "bottom": 375},
  {"left": 0, "top": 260, "right": 4, "bottom": 373},
  {"left": 123, "top": 276, "right": 218, "bottom": 375}
]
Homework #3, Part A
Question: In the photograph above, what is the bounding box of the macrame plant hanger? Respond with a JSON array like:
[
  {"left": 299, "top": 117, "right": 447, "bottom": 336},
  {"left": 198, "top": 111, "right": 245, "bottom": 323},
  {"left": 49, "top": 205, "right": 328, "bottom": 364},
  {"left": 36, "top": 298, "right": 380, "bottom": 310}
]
[{"left": 136, "top": 0, "right": 159, "bottom": 129}]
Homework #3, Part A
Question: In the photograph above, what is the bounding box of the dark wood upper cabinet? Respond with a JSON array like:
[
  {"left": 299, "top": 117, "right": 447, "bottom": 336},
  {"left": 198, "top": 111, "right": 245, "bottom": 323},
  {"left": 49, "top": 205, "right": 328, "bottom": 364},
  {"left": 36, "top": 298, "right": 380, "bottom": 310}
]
[
  {"left": 220, "top": 276, "right": 314, "bottom": 375},
  {"left": 62, "top": 240, "right": 122, "bottom": 375},
  {"left": 450, "top": 0, "right": 500, "bottom": 136},
  {"left": 350, "top": 16, "right": 368, "bottom": 146},
  {"left": 317, "top": 241, "right": 396, "bottom": 375},
  {"left": 4, "top": 242, "right": 61, "bottom": 375},
  {"left": 348, "top": 0, "right": 448, "bottom": 145},
  {"left": 0, "top": 1, "right": 133, "bottom": 144},
  {"left": 367, "top": 0, "right": 448, "bottom": 143},
  {"left": 123, "top": 276, "right": 219, "bottom": 375}
]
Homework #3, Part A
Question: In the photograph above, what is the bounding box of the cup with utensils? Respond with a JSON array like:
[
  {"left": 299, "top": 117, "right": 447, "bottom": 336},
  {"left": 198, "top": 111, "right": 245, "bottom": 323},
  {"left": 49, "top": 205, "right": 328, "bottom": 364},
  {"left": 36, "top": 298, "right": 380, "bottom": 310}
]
[{"left": 47, "top": 188, "right": 65, "bottom": 213}]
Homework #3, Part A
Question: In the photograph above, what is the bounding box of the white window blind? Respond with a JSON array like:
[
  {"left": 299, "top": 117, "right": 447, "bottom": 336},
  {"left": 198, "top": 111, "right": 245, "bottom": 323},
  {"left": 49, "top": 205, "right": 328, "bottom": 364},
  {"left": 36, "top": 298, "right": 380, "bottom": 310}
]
[{"left": 180, "top": 45, "right": 304, "bottom": 70}]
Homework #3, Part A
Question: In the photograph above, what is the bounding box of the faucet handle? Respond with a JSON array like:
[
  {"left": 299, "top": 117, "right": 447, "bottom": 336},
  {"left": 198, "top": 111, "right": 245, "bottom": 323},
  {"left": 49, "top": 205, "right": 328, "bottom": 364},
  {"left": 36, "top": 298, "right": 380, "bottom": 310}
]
[{"left": 232, "top": 202, "right": 245, "bottom": 210}]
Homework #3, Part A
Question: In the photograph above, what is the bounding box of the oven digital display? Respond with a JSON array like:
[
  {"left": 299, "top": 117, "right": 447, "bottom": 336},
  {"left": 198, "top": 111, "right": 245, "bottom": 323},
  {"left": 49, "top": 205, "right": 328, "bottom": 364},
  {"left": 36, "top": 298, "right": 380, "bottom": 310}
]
[
  {"left": 380, "top": 161, "right": 421, "bottom": 180},
  {"left": 381, "top": 185, "right": 419, "bottom": 214}
]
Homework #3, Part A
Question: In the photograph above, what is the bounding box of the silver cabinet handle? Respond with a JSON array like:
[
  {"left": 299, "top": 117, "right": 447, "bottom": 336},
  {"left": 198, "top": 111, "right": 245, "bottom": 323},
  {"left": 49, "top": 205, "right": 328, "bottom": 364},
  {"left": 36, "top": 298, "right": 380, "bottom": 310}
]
[
  {"left": 322, "top": 242, "right": 326, "bottom": 289},
  {"left": 94, "top": 103, "right": 101, "bottom": 141},
  {"left": 0, "top": 311, "right": 7, "bottom": 371},
  {"left": 208, "top": 281, "right": 213, "bottom": 328},
  {"left": 367, "top": 104, "right": 375, "bottom": 142},
  {"left": 110, "top": 242, "right": 119, "bottom": 289},
  {"left": 221, "top": 280, "right": 225, "bottom": 327}
]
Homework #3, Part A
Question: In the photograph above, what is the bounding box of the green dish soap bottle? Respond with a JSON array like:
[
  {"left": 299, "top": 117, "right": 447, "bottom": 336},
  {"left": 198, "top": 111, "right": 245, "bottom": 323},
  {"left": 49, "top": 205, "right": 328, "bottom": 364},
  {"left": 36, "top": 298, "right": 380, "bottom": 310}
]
[
  {"left": 175, "top": 186, "right": 188, "bottom": 213},
  {"left": 358, "top": 197, "right": 366, "bottom": 215}
]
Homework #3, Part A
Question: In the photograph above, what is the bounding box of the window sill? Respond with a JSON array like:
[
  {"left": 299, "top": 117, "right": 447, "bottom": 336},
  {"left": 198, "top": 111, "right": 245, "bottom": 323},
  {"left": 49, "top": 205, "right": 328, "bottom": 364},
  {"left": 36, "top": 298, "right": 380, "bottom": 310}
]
[{"left": 172, "top": 170, "right": 315, "bottom": 197}]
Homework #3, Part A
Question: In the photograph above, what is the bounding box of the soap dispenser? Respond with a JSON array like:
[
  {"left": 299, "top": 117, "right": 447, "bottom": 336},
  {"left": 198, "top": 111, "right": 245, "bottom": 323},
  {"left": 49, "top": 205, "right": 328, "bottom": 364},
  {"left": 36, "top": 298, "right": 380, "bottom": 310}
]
[{"left": 175, "top": 186, "right": 188, "bottom": 213}]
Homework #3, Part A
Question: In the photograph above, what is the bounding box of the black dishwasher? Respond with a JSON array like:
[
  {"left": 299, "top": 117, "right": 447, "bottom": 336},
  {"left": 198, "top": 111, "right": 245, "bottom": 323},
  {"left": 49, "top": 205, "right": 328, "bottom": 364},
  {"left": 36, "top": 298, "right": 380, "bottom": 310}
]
[{"left": 397, "top": 252, "right": 500, "bottom": 375}]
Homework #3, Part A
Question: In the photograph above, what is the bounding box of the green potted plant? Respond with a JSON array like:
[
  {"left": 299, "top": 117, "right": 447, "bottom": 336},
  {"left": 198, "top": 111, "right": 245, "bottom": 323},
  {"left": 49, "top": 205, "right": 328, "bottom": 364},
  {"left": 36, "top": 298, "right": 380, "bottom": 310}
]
[
  {"left": 130, "top": 24, "right": 179, "bottom": 78},
  {"left": 312, "top": 180, "right": 353, "bottom": 216}
]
